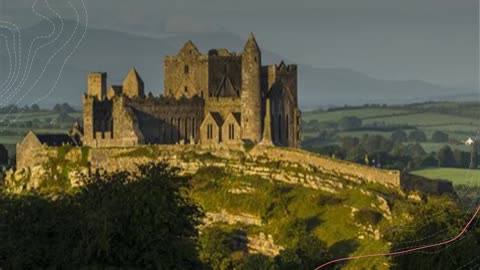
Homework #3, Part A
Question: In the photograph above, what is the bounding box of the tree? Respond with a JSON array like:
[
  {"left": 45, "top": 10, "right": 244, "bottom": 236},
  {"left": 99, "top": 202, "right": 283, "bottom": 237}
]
[
  {"left": 199, "top": 227, "right": 236, "bottom": 269},
  {"left": 362, "top": 135, "right": 394, "bottom": 154},
  {"left": 0, "top": 163, "right": 203, "bottom": 269},
  {"left": 0, "top": 144, "right": 8, "bottom": 165},
  {"left": 56, "top": 111, "right": 75, "bottom": 124},
  {"left": 275, "top": 234, "right": 331, "bottom": 270},
  {"left": 341, "top": 136, "right": 360, "bottom": 151},
  {"left": 30, "top": 104, "right": 40, "bottom": 112},
  {"left": 420, "top": 155, "right": 439, "bottom": 167},
  {"left": 310, "top": 145, "right": 346, "bottom": 160},
  {"left": 391, "top": 129, "right": 408, "bottom": 143},
  {"left": 404, "top": 143, "right": 427, "bottom": 158},
  {"left": 437, "top": 145, "right": 456, "bottom": 167},
  {"left": 306, "top": 119, "right": 320, "bottom": 130},
  {"left": 431, "top": 131, "right": 449, "bottom": 143},
  {"left": 453, "top": 150, "right": 470, "bottom": 168},
  {"left": 53, "top": 103, "right": 76, "bottom": 113},
  {"left": 236, "top": 254, "right": 276, "bottom": 270},
  {"left": 470, "top": 143, "right": 478, "bottom": 169},
  {"left": 408, "top": 130, "right": 427, "bottom": 142},
  {"left": 346, "top": 145, "right": 368, "bottom": 164},
  {"left": 385, "top": 197, "right": 480, "bottom": 270},
  {"left": 338, "top": 116, "right": 362, "bottom": 131}
]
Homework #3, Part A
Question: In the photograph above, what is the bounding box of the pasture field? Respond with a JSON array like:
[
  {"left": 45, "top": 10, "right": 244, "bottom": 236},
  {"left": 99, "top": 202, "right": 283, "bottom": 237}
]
[
  {"left": 303, "top": 102, "right": 480, "bottom": 151},
  {"left": 411, "top": 168, "right": 480, "bottom": 187},
  {"left": 0, "top": 111, "right": 80, "bottom": 154},
  {"left": 420, "top": 143, "right": 471, "bottom": 153},
  {"left": 302, "top": 107, "right": 410, "bottom": 122},
  {"left": 361, "top": 112, "right": 478, "bottom": 127}
]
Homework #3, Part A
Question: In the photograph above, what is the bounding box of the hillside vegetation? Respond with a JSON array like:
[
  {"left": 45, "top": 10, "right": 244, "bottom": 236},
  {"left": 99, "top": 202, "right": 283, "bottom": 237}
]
[{"left": 3, "top": 145, "right": 479, "bottom": 269}]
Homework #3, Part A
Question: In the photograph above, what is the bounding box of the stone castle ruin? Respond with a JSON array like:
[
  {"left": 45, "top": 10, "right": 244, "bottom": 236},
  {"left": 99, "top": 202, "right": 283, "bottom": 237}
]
[
  {"left": 12, "top": 34, "right": 454, "bottom": 196},
  {"left": 82, "top": 33, "right": 301, "bottom": 148}
]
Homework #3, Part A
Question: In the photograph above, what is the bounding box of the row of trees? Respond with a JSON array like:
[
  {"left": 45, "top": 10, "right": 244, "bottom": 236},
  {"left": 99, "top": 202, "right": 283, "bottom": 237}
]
[
  {"left": 310, "top": 134, "right": 477, "bottom": 171},
  {"left": 0, "top": 104, "right": 41, "bottom": 114},
  {"left": 0, "top": 112, "right": 77, "bottom": 129},
  {"left": 303, "top": 117, "right": 364, "bottom": 132},
  {"left": 0, "top": 103, "right": 77, "bottom": 114},
  {"left": 391, "top": 129, "right": 449, "bottom": 143},
  {"left": 304, "top": 117, "right": 451, "bottom": 143}
]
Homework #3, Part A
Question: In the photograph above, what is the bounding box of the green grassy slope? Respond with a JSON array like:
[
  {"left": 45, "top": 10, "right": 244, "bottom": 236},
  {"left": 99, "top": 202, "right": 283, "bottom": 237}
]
[{"left": 189, "top": 165, "right": 419, "bottom": 269}]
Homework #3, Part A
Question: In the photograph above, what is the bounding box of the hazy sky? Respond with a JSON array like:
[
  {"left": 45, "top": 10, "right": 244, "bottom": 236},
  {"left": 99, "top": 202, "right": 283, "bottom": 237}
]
[{"left": 1, "top": 0, "right": 479, "bottom": 88}]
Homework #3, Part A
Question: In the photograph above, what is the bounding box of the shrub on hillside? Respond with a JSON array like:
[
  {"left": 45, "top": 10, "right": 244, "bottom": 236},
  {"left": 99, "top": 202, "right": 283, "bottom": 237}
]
[
  {"left": 0, "top": 144, "right": 8, "bottom": 165},
  {"left": 408, "top": 130, "right": 427, "bottom": 142},
  {"left": 431, "top": 131, "right": 449, "bottom": 143},
  {"left": 391, "top": 129, "right": 408, "bottom": 143},
  {"left": 453, "top": 149, "right": 471, "bottom": 168},
  {"left": 354, "top": 209, "right": 383, "bottom": 226},
  {"left": 437, "top": 146, "right": 456, "bottom": 167},
  {"left": 385, "top": 197, "right": 480, "bottom": 269},
  {"left": 338, "top": 116, "right": 362, "bottom": 131},
  {"left": 0, "top": 163, "right": 203, "bottom": 269}
]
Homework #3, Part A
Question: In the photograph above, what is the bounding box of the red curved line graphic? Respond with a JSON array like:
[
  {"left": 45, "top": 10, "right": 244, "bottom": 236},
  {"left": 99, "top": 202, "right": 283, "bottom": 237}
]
[{"left": 315, "top": 205, "right": 480, "bottom": 269}]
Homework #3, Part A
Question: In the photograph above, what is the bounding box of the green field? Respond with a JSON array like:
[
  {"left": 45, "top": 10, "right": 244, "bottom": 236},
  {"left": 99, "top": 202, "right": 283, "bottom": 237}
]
[
  {"left": 0, "top": 111, "right": 81, "bottom": 154},
  {"left": 420, "top": 142, "right": 471, "bottom": 153},
  {"left": 303, "top": 102, "right": 480, "bottom": 153},
  {"left": 303, "top": 107, "right": 410, "bottom": 122},
  {"left": 411, "top": 168, "right": 480, "bottom": 187}
]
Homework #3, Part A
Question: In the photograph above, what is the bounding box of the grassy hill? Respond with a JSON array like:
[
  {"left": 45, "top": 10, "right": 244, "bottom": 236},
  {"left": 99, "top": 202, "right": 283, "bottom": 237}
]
[
  {"left": 189, "top": 165, "right": 404, "bottom": 269},
  {"left": 6, "top": 143, "right": 475, "bottom": 269}
]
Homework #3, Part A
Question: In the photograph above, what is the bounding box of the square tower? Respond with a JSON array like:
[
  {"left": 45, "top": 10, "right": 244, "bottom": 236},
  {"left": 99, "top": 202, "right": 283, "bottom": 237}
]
[{"left": 88, "top": 72, "right": 107, "bottom": 100}]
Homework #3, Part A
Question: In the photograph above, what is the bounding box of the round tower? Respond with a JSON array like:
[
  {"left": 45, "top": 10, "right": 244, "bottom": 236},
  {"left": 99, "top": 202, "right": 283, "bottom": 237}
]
[{"left": 241, "top": 33, "right": 262, "bottom": 143}]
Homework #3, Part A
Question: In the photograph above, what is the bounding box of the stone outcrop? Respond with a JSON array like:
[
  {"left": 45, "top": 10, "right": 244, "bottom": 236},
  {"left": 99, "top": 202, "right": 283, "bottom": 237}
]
[
  {"left": 200, "top": 209, "right": 283, "bottom": 257},
  {"left": 203, "top": 210, "right": 262, "bottom": 227},
  {"left": 6, "top": 144, "right": 453, "bottom": 197}
]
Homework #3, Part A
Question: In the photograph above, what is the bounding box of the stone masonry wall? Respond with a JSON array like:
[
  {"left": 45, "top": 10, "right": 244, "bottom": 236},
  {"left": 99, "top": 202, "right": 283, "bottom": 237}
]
[
  {"left": 204, "top": 97, "right": 242, "bottom": 120},
  {"left": 249, "top": 146, "right": 402, "bottom": 188},
  {"left": 164, "top": 49, "right": 208, "bottom": 99}
]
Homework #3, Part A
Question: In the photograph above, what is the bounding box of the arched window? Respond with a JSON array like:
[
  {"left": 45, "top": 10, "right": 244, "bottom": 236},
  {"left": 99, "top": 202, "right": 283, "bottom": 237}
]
[
  {"left": 178, "top": 118, "right": 182, "bottom": 140},
  {"left": 192, "top": 118, "right": 196, "bottom": 139},
  {"left": 286, "top": 115, "right": 289, "bottom": 140},
  {"left": 207, "top": 124, "right": 213, "bottom": 140},
  {"left": 185, "top": 118, "right": 189, "bottom": 141},
  {"left": 278, "top": 115, "right": 282, "bottom": 141},
  {"left": 230, "top": 124, "right": 236, "bottom": 140},
  {"left": 170, "top": 118, "right": 175, "bottom": 141},
  {"left": 184, "top": 65, "right": 189, "bottom": 74},
  {"left": 159, "top": 119, "right": 164, "bottom": 141}
]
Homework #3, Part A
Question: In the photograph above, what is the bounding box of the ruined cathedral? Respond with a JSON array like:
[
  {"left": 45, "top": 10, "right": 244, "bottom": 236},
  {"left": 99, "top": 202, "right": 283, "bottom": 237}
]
[{"left": 82, "top": 34, "right": 301, "bottom": 148}]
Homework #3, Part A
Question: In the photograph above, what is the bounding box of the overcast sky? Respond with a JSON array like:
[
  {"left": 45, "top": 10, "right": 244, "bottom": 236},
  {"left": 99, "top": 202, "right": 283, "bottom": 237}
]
[{"left": 1, "top": 0, "right": 479, "bottom": 88}]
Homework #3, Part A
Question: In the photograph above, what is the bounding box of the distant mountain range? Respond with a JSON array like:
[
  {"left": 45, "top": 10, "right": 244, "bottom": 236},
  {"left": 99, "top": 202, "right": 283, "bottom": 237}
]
[{"left": 0, "top": 19, "right": 475, "bottom": 109}]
